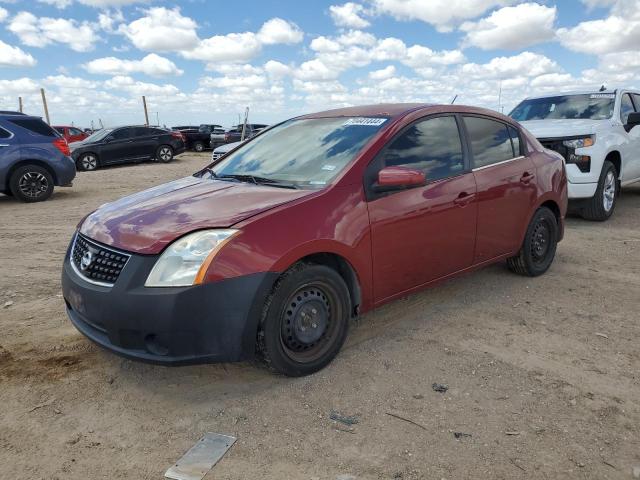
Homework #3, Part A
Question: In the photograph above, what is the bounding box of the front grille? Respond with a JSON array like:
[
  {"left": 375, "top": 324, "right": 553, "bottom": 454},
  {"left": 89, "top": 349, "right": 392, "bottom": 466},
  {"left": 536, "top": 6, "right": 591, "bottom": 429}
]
[
  {"left": 71, "top": 233, "right": 130, "bottom": 286},
  {"left": 538, "top": 138, "right": 569, "bottom": 159},
  {"left": 212, "top": 152, "right": 223, "bottom": 161}
]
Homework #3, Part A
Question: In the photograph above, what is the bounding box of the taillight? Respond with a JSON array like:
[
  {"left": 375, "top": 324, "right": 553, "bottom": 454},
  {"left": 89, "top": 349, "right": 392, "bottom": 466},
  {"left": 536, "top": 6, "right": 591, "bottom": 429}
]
[
  {"left": 53, "top": 137, "right": 71, "bottom": 156},
  {"left": 171, "top": 131, "right": 184, "bottom": 141}
]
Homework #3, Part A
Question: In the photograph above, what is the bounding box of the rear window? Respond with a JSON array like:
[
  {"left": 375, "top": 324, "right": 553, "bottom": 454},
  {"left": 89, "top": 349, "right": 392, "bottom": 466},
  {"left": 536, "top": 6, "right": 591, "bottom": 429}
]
[
  {"left": 8, "top": 118, "right": 57, "bottom": 137},
  {"left": 0, "top": 127, "right": 11, "bottom": 139}
]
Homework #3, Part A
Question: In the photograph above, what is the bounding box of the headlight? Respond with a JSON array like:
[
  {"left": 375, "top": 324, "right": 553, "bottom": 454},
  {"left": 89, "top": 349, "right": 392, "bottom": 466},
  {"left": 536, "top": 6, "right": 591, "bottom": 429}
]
[
  {"left": 562, "top": 136, "right": 595, "bottom": 149},
  {"left": 145, "top": 229, "right": 239, "bottom": 287}
]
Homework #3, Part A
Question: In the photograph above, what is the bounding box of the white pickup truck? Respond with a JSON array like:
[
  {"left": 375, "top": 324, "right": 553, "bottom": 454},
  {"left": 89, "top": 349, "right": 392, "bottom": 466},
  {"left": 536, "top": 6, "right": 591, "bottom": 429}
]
[{"left": 511, "top": 89, "right": 640, "bottom": 220}]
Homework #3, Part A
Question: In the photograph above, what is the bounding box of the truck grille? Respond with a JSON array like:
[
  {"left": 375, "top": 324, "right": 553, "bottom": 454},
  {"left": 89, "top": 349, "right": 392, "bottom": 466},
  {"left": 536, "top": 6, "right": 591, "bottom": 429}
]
[
  {"left": 212, "top": 152, "right": 223, "bottom": 161},
  {"left": 538, "top": 138, "right": 569, "bottom": 159},
  {"left": 71, "top": 233, "right": 130, "bottom": 286}
]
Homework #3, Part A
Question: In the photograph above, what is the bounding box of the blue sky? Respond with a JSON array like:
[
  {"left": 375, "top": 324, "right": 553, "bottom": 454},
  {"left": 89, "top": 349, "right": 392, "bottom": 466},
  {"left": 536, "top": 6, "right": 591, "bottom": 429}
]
[{"left": 0, "top": 0, "right": 638, "bottom": 128}]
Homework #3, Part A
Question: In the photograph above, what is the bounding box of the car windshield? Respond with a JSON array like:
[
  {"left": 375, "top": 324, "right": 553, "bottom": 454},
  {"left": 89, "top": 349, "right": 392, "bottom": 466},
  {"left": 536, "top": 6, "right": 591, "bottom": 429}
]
[
  {"left": 510, "top": 94, "right": 615, "bottom": 121},
  {"left": 83, "top": 128, "right": 113, "bottom": 143},
  {"left": 206, "top": 117, "right": 388, "bottom": 187}
]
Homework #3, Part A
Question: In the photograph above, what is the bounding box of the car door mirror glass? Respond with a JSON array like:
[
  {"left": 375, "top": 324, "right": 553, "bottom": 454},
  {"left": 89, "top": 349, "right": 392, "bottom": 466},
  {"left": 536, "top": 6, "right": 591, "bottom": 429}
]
[
  {"left": 626, "top": 112, "right": 640, "bottom": 128},
  {"left": 375, "top": 166, "right": 426, "bottom": 192}
]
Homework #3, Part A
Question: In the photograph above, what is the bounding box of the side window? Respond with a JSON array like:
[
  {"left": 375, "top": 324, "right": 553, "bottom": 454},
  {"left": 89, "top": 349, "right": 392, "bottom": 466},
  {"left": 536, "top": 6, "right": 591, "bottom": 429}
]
[
  {"left": 69, "top": 127, "right": 83, "bottom": 136},
  {"left": 7, "top": 118, "right": 57, "bottom": 137},
  {"left": 620, "top": 93, "right": 636, "bottom": 124},
  {"left": 110, "top": 128, "right": 132, "bottom": 141},
  {"left": 381, "top": 116, "right": 465, "bottom": 181},
  {"left": 0, "top": 127, "right": 11, "bottom": 139},
  {"left": 632, "top": 94, "right": 640, "bottom": 113},
  {"left": 508, "top": 126, "right": 521, "bottom": 156},
  {"left": 464, "top": 116, "right": 515, "bottom": 168},
  {"left": 54, "top": 127, "right": 65, "bottom": 135},
  {"left": 132, "top": 127, "right": 153, "bottom": 137}
]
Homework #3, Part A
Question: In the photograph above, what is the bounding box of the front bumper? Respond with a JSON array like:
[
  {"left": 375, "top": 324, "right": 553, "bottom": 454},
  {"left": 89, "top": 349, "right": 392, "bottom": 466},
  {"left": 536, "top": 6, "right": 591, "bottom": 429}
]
[
  {"left": 568, "top": 181, "right": 598, "bottom": 199},
  {"left": 61, "top": 239, "right": 277, "bottom": 365}
]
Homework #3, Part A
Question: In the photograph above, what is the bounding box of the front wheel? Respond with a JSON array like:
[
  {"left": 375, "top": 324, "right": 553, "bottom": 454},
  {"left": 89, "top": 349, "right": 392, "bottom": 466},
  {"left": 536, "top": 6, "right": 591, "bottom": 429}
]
[
  {"left": 257, "top": 263, "right": 351, "bottom": 376},
  {"left": 193, "top": 141, "right": 205, "bottom": 152},
  {"left": 507, "top": 206, "right": 558, "bottom": 277},
  {"left": 9, "top": 165, "right": 54, "bottom": 202},
  {"left": 77, "top": 153, "right": 98, "bottom": 171},
  {"left": 156, "top": 145, "right": 174, "bottom": 163},
  {"left": 581, "top": 160, "right": 618, "bottom": 221}
]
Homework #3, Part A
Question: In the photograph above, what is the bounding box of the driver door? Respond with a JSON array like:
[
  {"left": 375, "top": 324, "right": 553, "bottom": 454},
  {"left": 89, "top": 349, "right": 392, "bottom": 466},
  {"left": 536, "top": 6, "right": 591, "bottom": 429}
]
[
  {"left": 101, "top": 127, "right": 134, "bottom": 164},
  {"left": 366, "top": 115, "right": 478, "bottom": 303}
]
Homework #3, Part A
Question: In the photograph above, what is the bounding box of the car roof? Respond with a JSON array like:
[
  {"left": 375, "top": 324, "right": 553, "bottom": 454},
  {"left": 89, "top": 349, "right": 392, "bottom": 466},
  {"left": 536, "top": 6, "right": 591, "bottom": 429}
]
[
  {"left": 297, "top": 103, "right": 516, "bottom": 124},
  {"left": 521, "top": 88, "right": 637, "bottom": 100}
]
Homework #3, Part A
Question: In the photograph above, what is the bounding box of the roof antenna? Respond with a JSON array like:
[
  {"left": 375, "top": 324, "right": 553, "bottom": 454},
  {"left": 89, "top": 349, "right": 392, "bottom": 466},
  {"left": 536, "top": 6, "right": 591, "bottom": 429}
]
[
  {"left": 450, "top": 94, "right": 458, "bottom": 104},
  {"left": 599, "top": 84, "right": 606, "bottom": 92}
]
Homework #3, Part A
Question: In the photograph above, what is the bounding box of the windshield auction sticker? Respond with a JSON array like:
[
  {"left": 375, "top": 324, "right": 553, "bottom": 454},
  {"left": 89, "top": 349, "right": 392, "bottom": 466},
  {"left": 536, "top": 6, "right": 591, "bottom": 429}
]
[
  {"left": 590, "top": 94, "right": 615, "bottom": 98},
  {"left": 343, "top": 117, "right": 388, "bottom": 126}
]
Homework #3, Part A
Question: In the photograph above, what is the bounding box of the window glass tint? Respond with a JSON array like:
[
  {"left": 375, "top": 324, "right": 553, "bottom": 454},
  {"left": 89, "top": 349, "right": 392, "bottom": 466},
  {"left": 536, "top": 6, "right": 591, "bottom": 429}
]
[
  {"left": 620, "top": 94, "right": 636, "bottom": 123},
  {"left": 465, "top": 116, "right": 514, "bottom": 168},
  {"left": 632, "top": 94, "right": 640, "bottom": 112},
  {"left": 69, "top": 127, "right": 83, "bottom": 135},
  {"left": 54, "top": 127, "right": 65, "bottom": 134},
  {"left": 110, "top": 128, "right": 132, "bottom": 140},
  {"left": 7, "top": 118, "right": 56, "bottom": 137},
  {"left": 382, "top": 116, "right": 464, "bottom": 181},
  {"left": 0, "top": 127, "right": 11, "bottom": 139},
  {"left": 510, "top": 94, "right": 615, "bottom": 121},
  {"left": 508, "top": 126, "right": 521, "bottom": 156},
  {"left": 151, "top": 128, "right": 167, "bottom": 135},
  {"left": 132, "top": 127, "right": 153, "bottom": 137}
]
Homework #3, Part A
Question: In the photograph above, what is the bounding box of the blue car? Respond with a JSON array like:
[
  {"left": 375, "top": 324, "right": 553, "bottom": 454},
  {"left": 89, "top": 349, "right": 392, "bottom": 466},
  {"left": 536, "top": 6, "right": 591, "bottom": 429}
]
[{"left": 0, "top": 111, "right": 76, "bottom": 202}]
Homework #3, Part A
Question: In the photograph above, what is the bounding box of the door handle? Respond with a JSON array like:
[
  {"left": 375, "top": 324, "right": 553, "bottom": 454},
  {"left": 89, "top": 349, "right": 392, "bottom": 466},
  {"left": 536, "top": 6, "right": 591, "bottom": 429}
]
[
  {"left": 520, "top": 172, "right": 536, "bottom": 184},
  {"left": 0, "top": 144, "right": 9, "bottom": 147},
  {"left": 454, "top": 192, "right": 475, "bottom": 206}
]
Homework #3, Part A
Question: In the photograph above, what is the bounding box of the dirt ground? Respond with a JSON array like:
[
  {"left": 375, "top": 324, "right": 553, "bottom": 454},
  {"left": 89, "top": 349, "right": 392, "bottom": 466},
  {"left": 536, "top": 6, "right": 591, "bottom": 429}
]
[{"left": 1, "top": 152, "right": 639, "bottom": 480}]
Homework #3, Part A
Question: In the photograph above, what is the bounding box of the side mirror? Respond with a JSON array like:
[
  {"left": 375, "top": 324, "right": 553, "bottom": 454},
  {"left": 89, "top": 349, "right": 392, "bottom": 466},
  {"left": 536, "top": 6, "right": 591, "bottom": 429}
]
[
  {"left": 374, "top": 166, "right": 426, "bottom": 193},
  {"left": 627, "top": 112, "right": 640, "bottom": 128}
]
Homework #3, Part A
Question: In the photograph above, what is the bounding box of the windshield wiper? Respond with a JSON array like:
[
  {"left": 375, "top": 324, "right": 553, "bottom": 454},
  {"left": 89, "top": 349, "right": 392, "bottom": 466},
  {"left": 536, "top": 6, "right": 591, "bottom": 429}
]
[{"left": 219, "top": 174, "right": 299, "bottom": 189}]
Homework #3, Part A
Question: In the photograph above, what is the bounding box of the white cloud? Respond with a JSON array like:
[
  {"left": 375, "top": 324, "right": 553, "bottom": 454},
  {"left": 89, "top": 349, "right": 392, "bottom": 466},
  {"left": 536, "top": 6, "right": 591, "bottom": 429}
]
[
  {"left": 0, "top": 77, "right": 40, "bottom": 95},
  {"left": 557, "top": 3, "right": 640, "bottom": 54},
  {"left": 256, "top": 18, "right": 303, "bottom": 44},
  {"left": 404, "top": 45, "right": 465, "bottom": 67},
  {"left": 84, "top": 54, "right": 183, "bottom": 77},
  {"left": 369, "top": 65, "right": 396, "bottom": 80},
  {"left": 43, "top": 74, "right": 98, "bottom": 89},
  {"left": 0, "top": 40, "right": 36, "bottom": 67},
  {"left": 330, "top": 3, "right": 371, "bottom": 28},
  {"left": 37, "top": 0, "right": 73, "bottom": 8},
  {"left": 200, "top": 74, "right": 267, "bottom": 89},
  {"left": 119, "top": 7, "right": 199, "bottom": 52},
  {"left": 460, "top": 51, "right": 560, "bottom": 79},
  {"left": 8, "top": 11, "right": 99, "bottom": 52},
  {"left": 103, "top": 75, "right": 179, "bottom": 96},
  {"left": 38, "top": 0, "right": 147, "bottom": 7},
  {"left": 460, "top": 3, "right": 557, "bottom": 50},
  {"left": 0, "top": 6, "right": 8, "bottom": 22},
  {"left": 372, "top": 0, "right": 517, "bottom": 31},
  {"left": 98, "top": 10, "right": 124, "bottom": 33},
  {"left": 264, "top": 60, "right": 291, "bottom": 78},
  {"left": 310, "top": 36, "right": 342, "bottom": 53},
  {"left": 182, "top": 32, "right": 262, "bottom": 63}
]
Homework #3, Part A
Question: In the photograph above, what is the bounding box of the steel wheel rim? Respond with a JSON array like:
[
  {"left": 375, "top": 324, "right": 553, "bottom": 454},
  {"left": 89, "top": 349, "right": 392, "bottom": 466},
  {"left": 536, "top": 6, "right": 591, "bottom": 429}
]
[
  {"left": 280, "top": 281, "right": 342, "bottom": 363},
  {"left": 195, "top": 143, "right": 203, "bottom": 152},
  {"left": 530, "top": 219, "right": 551, "bottom": 264},
  {"left": 603, "top": 171, "right": 616, "bottom": 212},
  {"left": 18, "top": 172, "right": 48, "bottom": 198},
  {"left": 160, "top": 147, "right": 172, "bottom": 161},
  {"left": 82, "top": 155, "right": 97, "bottom": 170}
]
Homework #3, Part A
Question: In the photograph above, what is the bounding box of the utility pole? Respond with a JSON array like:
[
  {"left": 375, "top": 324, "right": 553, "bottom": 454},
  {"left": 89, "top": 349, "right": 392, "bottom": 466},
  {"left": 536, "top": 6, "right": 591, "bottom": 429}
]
[
  {"left": 142, "top": 95, "right": 149, "bottom": 126},
  {"left": 40, "top": 88, "right": 50, "bottom": 124},
  {"left": 18, "top": 97, "right": 23, "bottom": 113},
  {"left": 155, "top": 111, "right": 159, "bottom": 126},
  {"left": 240, "top": 107, "right": 249, "bottom": 141},
  {"left": 498, "top": 80, "right": 503, "bottom": 113}
]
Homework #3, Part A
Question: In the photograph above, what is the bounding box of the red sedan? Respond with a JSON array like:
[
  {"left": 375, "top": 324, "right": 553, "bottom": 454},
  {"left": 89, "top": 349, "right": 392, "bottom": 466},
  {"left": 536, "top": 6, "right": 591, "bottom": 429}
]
[
  {"left": 62, "top": 104, "right": 567, "bottom": 376},
  {"left": 53, "top": 125, "right": 89, "bottom": 143}
]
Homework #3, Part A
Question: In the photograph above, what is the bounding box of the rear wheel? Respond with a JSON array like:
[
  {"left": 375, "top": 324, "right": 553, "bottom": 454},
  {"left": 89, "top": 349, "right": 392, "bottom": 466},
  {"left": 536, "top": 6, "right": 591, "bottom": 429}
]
[
  {"left": 507, "top": 206, "right": 558, "bottom": 277},
  {"left": 257, "top": 263, "right": 351, "bottom": 376},
  {"left": 582, "top": 160, "right": 618, "bottom": 221},
  {"left": 156, "top": 145, "right": 174, "bottom": 163},
  {"left": 193, "top": 141, "right": 205, "bottom": 152},
  {"left": 77, "top": 153, "right": 98, "bottom": 171},
  {"left": 9, "top": 165, "right": 54, "bottom": 202}
]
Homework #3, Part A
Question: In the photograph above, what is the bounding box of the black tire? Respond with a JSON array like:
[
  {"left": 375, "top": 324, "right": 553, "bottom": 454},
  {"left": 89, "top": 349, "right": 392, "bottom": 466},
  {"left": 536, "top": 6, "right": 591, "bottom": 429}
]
[
  {"left": 193, "top": 141, "right": 205, "bottom": 152},
  {"left": 256, "top": 263, "right": 351, "bottom": 376},
  {"left": 156, "top": 145, "right": 174, "bottom": 163},
  {"left": 507, "top": 206, "right": 558, "bottom": 277},
  {"left": 77, "top": 152, "right": 99, "bottom": 171},
  {"left": 9, "top": 165, "right": 54, "bottom": 202},
  {"left": 581, "top": 160, "right": 618, "bottom": 221}
]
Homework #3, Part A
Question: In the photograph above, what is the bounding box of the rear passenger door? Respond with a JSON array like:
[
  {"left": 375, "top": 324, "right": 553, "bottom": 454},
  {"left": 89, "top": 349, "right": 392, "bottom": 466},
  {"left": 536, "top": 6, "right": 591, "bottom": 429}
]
[
  {"left": 130, "top": 127, "right": 159, "bottom": 159},
  {"left": 367, "top": 115, "right": 478, "bottom": 302},
  {"left": 0, "top": 125, "right": 21, "bottom": 189},
  {"left": 463, "top": 116, "right": 537, "bottom": 263}
]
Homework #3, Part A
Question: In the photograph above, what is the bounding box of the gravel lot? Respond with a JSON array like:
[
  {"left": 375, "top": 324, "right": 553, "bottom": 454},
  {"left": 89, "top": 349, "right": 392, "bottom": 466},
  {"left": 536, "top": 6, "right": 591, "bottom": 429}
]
[{"left": 1, "top": 152, "right": 639, "bottom": 479}]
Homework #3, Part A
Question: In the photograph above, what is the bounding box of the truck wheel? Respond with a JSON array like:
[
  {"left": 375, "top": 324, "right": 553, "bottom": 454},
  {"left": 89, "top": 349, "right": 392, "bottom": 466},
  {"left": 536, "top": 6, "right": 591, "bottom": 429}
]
[
  {"left": 256, "top": 263, "right": 351, "bottom": 376},
  {"left": 156, "top": 145, "right": 174, "bottom": 163},
  {"left": 9, "top": 165, "right": 54, "bottom": 202},
  {"left": 193, "top": 141, "right": 205, "bottom": 152},
  {"left": 581, "top": 160, "right": 618, "bottom": 221},
  {"left": 77, "top": 153, "right": 99, "bottom": 171},
  {"left": 507, "top": 206, "right": 558, "bottom": 277}
]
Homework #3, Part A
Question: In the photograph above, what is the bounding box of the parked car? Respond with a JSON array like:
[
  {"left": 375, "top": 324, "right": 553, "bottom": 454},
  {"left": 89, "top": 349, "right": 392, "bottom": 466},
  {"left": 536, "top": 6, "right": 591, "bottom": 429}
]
[
  {"left": 511, "top": 89, "right": 640, "bottom": 221},
  {"left": 211, "top": 140, "right": 242, "bottom": 161},
  {"left": 54, "top": 125, "right": 89, "bottom": 144},
  {"left": 70, "top": 125, "right": 185, "bottom": 171},
  {"left": 0, "top": 111, "right": 75, "bottom": 202},
  {"left": 209, "top": 126, "right": 227, "bottom": 149},
  {"left": 181, "top": 124, "right": 224, "bottom": 152},
  {"left": 171, "top": 125, "right": 199, "bottom": 131},
  {"left": 62, "top": 104, "right": 567, "bottom": 376},
  {"left": 224, "top": 123, "right": 268, "bottom": 143}
]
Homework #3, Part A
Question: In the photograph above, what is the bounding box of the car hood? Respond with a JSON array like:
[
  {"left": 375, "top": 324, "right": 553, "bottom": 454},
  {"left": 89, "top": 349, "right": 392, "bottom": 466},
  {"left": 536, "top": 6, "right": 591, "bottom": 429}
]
[
  {"left": 79, "top": 176, "right": 314, "bottom": 254},
  {"left": 519, "top": 119, "right": 605, "bottom": 139}
]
